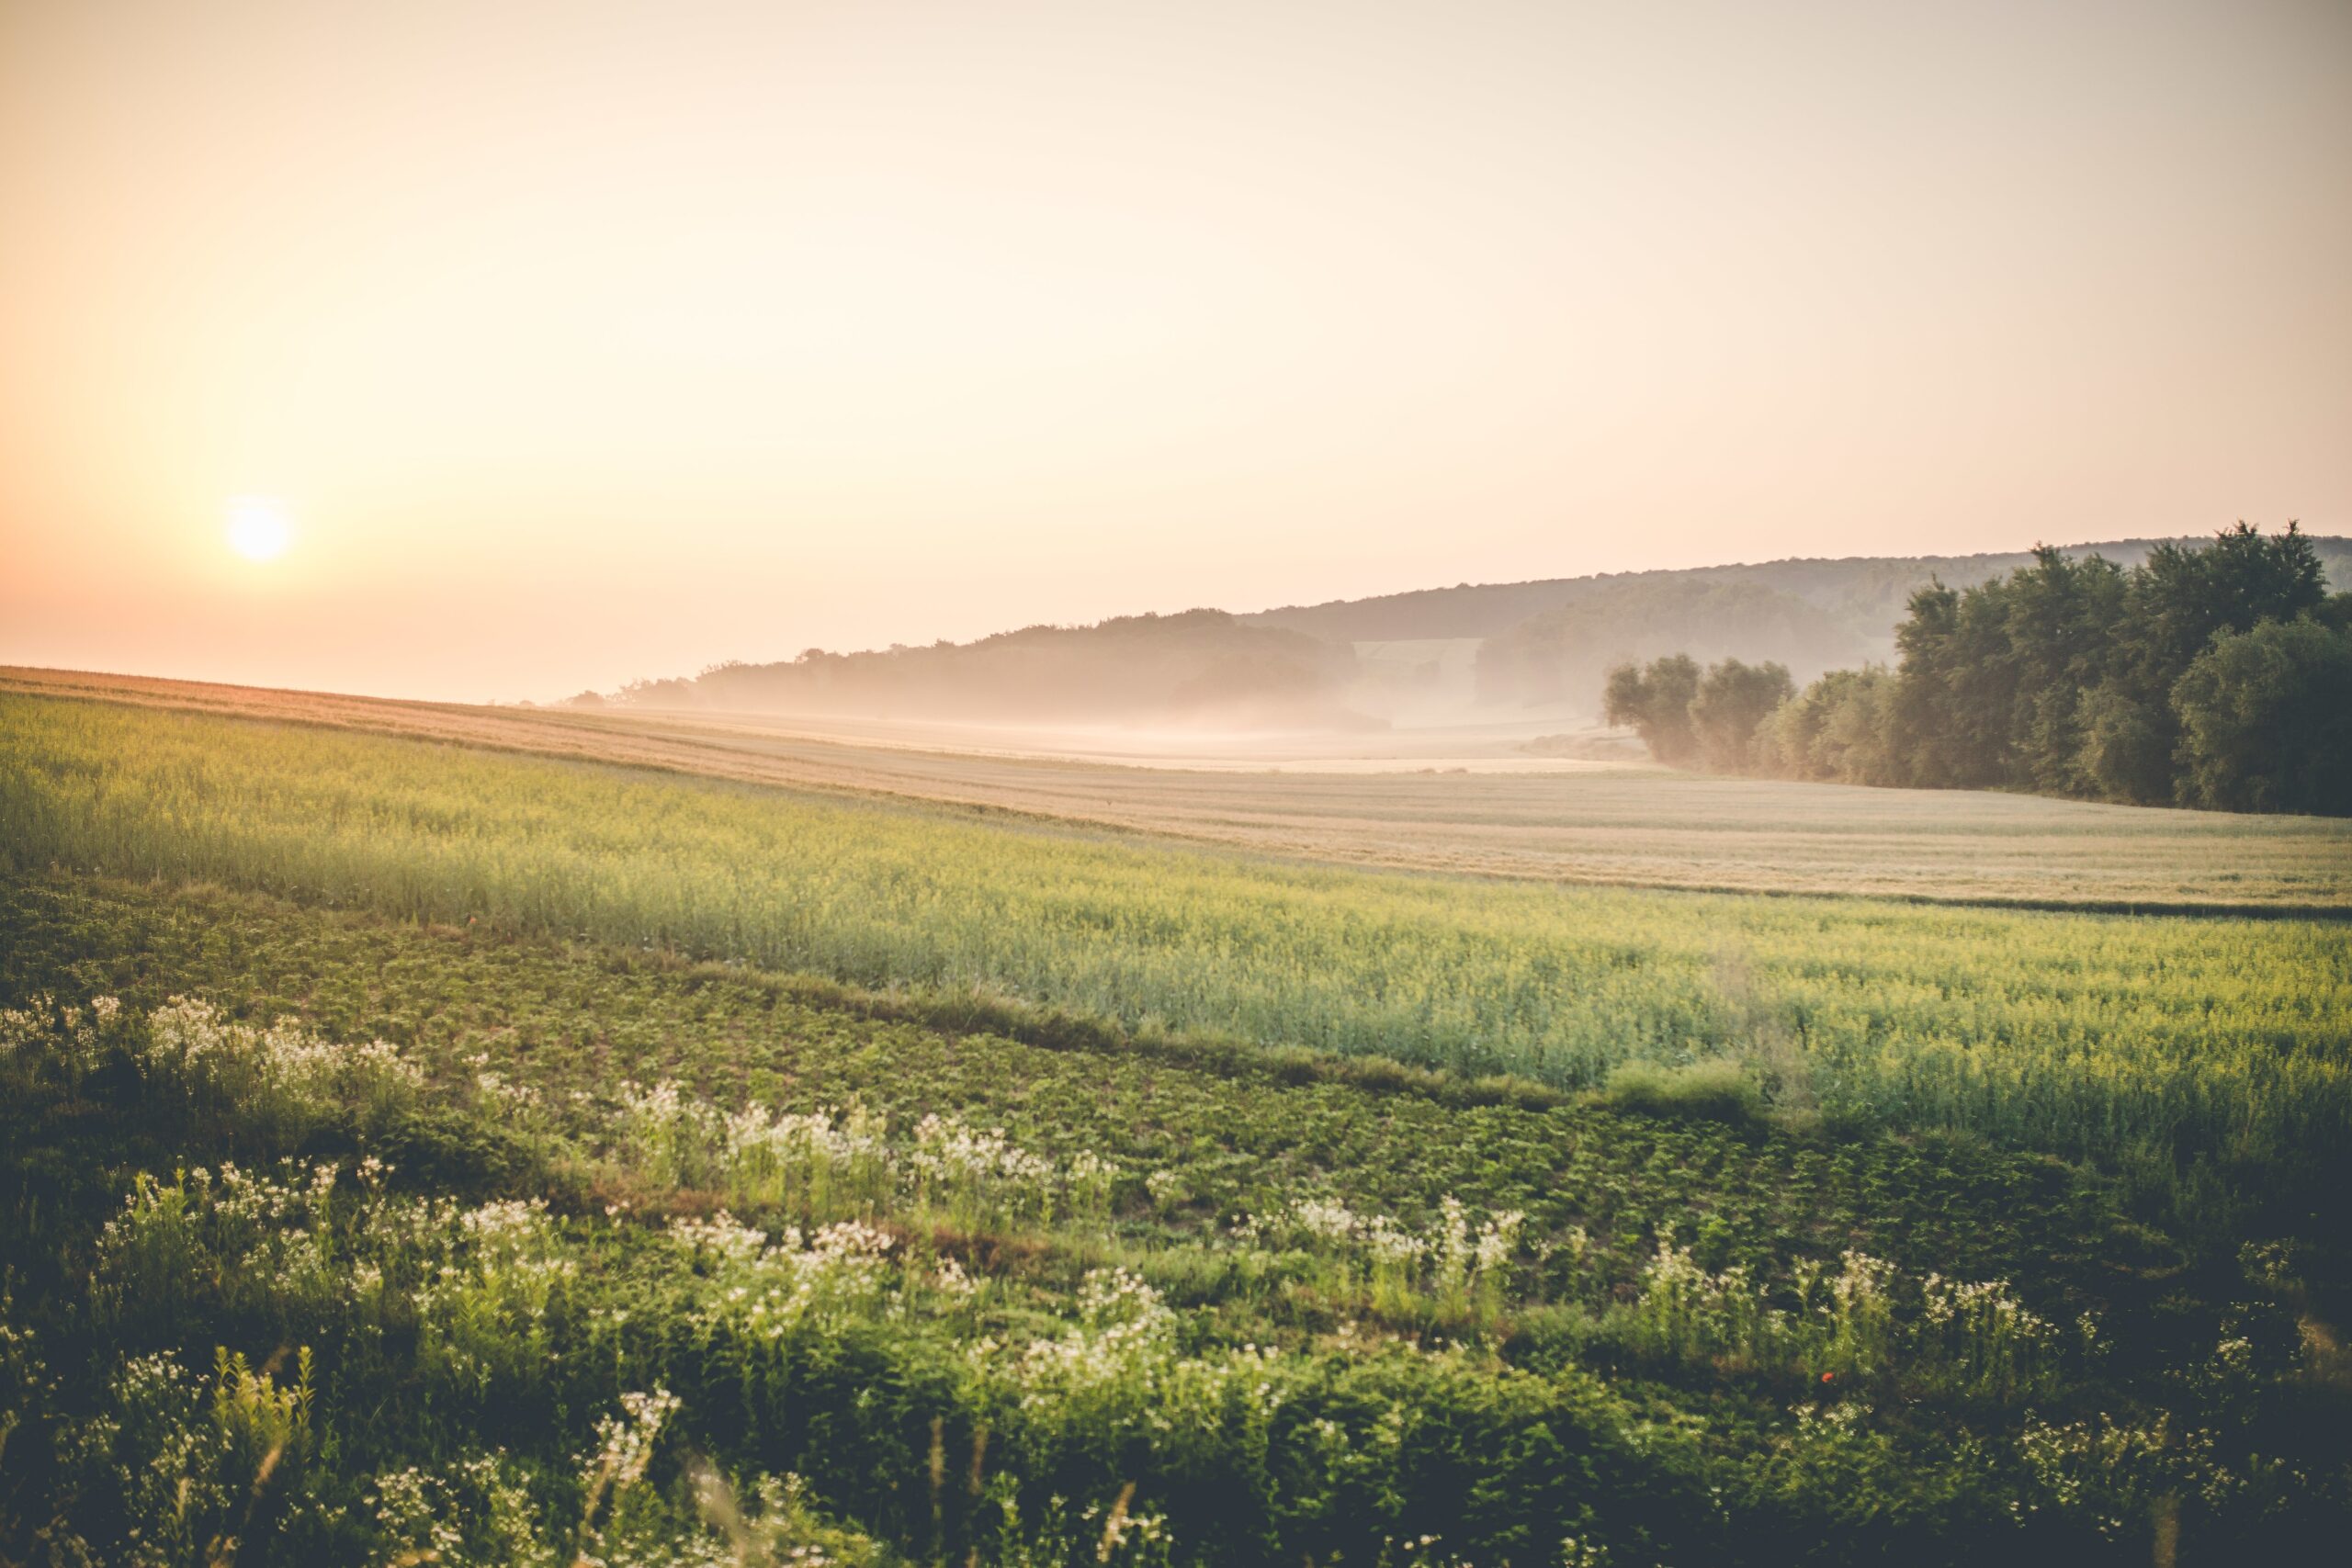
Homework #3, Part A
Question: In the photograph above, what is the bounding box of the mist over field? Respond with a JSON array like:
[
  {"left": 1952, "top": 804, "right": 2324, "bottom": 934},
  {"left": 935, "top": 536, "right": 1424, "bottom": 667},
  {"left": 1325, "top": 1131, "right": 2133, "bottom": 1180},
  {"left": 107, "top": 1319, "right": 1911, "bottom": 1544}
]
[{"left": 566, "top": 536, "right": 2352, "bottom": 747}]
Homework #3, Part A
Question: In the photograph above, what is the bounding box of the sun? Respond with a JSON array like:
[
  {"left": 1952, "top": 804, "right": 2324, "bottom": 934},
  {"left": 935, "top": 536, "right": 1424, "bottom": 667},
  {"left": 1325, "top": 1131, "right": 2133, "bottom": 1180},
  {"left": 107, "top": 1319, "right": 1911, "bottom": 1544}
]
[{"left": 225, "top": 496, "right": 294, "bottom": 561}]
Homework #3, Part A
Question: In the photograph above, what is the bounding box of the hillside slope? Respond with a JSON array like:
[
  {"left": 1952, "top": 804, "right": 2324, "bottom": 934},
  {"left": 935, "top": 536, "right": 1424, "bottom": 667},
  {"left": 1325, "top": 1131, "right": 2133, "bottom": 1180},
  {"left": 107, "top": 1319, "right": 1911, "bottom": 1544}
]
[
  {"left": 609, "top": 607, "right": 1368, "bottom": 727},
  {"left": 1474, "top": 578, "right": 1867, "bottom": 705},
  {"left": 1246, "top": 535, "right": 2352, "bottom": 648}
]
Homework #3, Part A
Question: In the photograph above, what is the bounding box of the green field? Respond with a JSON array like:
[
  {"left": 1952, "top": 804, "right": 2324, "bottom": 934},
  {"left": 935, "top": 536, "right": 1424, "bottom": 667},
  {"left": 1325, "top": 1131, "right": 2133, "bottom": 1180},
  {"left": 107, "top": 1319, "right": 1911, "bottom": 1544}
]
[
  {"left": 12, "top": 666, "right": 2351, "bottom": 910},
  {"left": 6, "top": 694, "right": 2346, "bottom": 1234},
  {"left": 3, "top": 691, "right": 2348, "bottom": 1563}
]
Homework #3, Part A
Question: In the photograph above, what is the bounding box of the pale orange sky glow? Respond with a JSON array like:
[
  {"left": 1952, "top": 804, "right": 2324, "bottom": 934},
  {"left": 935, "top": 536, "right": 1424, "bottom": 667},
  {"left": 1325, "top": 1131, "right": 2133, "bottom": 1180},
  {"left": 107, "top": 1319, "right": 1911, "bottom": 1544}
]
[{"left": 3, "top": 0, "right": 2347, "bottom": 700}]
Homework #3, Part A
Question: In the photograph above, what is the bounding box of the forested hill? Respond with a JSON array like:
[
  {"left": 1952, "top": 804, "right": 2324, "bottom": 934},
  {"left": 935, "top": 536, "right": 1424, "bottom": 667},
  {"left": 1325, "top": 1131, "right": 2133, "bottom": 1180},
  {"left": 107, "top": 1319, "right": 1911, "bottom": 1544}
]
[
  {"left": 590, "top": 608, "right": 1371, "bottom": 727},
  {"left": 575, "top": 535, "right": 2350, "bottom": 725},
  {"left": 1244, "top": 536, "right": 2352, "bottom": 646}
]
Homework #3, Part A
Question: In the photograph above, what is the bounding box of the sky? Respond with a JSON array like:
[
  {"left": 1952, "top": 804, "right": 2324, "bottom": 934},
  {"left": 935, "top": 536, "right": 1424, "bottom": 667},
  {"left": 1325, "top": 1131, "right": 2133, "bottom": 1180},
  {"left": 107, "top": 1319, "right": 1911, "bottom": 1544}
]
[{"left": 3, "top": 0, "right": 2347, "bottom": 702}]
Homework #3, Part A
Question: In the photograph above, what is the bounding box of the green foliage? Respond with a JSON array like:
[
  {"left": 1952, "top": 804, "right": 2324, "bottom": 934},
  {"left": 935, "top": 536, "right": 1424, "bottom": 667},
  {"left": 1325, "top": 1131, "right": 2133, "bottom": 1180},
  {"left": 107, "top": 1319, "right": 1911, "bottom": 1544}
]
[
  {"left": 1601, "top": 653, "right": 1700, "bottom": 765},
  {"left": 1741, "top": 524, "right": 2348, "bottom": 814},
  {"left": 1600, "top": 1058, "right": 1763, "bottom": 1128},
  {"left": 1758, "top": 665, "right": 1899, "bottom": 784},
  {"left": 4, "top": 882, "right": 2346, "bottom": 1562},
  {"left": 2173, "top": 617, "right": 2352, "bottom": 816},
  {"left": 1605, "top": 655, "right": 1793, "bottom": 773},
  {"left": 1689, "top": 659, "right": 1794, "bottom": 773}
]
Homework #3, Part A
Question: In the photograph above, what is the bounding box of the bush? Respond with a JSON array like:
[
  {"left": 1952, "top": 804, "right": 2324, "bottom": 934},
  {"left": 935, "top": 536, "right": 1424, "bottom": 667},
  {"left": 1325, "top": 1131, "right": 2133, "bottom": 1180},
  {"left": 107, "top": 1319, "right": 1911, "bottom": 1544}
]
[{"left": 1601, "top": 1058, "right": 1763, "bottom": 1128}]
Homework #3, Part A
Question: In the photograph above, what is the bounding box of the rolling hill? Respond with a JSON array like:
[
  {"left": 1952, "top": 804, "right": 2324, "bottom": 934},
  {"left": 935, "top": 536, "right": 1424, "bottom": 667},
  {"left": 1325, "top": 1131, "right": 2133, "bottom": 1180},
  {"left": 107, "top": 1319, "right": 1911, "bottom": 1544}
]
[
  {"left": 1244, "top": 535, "right": 2352, "bottom": 646},
  {"left": 573, "top": 535, "right": 2352, "bottom": 725}
]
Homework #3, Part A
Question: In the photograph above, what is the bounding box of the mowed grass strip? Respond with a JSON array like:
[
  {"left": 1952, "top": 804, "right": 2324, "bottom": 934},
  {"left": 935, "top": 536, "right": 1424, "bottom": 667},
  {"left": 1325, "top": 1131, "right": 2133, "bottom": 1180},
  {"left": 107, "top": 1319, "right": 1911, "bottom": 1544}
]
[{"left": 5, "top": 692, "right": 2347, "bottom": 1233}]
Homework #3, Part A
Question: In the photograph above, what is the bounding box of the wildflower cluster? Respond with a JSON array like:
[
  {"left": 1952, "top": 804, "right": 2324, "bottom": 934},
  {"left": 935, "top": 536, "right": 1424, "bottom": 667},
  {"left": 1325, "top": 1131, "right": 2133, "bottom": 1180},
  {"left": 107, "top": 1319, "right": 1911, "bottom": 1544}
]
[
  {"left": 587, "top": 1387, "right": 684, "bottom": 1494},
  {"left": 913, "top": 1114, "right": 1115, "bottom": 1228},
  {"left": 985, "top": 1269, "right": 1177, "bottom": 1413},
  {"left": 142, "top": 997, "right": 420, "bottom": 1144},
  {"left": 573, "top": 1389, "right": 686, "bottom": 1563},
  {"left": 1631, "top": 1236, "right": 2077, "bottom": 1398},
  {"left": 673, "top": 1212, "right": 899, "bottom": 1343},
  {"left": 93, "top": 1161, "right": 355, "bottom": 1328},
  {"left": 2015, "top": 1414, "right": 2187, "bottom": 1539},
  {"left": 1242, "top": 1194, "right": 1524, "bottom": 1314},
  {"left": 721, "top": 1101, "right": 894, "bottom": 1215},
  {"left": 1917, "top": 1271, "right": 2073, "bottom": 1400},
  {"left": 56, "top": 1348, "right": 312, "bottom": 1568},
  {"left": 0, "top": 990, "right": 120, "bottom": 1094},
  {"left": 414, "top": 1196, "right": 580, "bottom": 1396}
]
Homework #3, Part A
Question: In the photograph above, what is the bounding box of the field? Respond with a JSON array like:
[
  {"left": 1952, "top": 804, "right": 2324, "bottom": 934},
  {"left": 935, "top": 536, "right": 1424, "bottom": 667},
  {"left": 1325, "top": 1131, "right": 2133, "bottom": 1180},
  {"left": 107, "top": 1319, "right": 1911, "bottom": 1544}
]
[
  {"left": 9, "top": 666, "right": 2349, "bottom": 911},
  {"left": 3, "top": 685, "right": 2349, "bottom": 1563}
]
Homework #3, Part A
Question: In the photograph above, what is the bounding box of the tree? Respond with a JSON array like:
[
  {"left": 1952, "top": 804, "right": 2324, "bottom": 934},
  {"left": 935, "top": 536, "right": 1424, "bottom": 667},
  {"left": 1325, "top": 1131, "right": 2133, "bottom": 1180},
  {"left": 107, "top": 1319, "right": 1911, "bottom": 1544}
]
[
  {"left": 2136, "top": 522, "right": 2325, "bottom": 676},
  {"left": 1689, "top": 659, "right": 1793, "bottom": 773},
  {"left": 1877, "top": 525, "right": 2327, "bottom": 806},
  {"left": 1762, "top": 666, "right": 1898, "bottom": 784},
  {"left": 2104, "top": 523, "right": 2330, "bottom": 798},
  {"left": 2000, "top": 548, "right": 2129, "bottom": 793},
  {"left": 2075, "top": 678, "right": 2172, "bottom": 804},
  {"left": 1887, "top": 581, "right": 1973, "bottom": 785},
  {"left": 2172, "top": 618, "right": 2352, "bottom": 816},
  {"left": 1601, "top": 655, "right": 1700, "bottom": 766}
]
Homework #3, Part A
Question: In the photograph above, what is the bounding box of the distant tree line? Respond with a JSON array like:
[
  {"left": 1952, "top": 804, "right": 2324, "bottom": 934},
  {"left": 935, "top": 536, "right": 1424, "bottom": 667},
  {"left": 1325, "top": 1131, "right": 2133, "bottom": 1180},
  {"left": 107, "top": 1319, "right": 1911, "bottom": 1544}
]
[{"left": 1602, "top": 525, "right": 2352, "bottom": 815}]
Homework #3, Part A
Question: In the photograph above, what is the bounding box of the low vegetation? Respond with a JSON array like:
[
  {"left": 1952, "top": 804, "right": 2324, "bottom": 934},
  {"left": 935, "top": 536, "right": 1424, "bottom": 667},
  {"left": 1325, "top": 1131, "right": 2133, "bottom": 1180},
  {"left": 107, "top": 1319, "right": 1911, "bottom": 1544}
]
[
  {"left": 6, "top": 694, "right": 2347, "bottom": 1249},
  {"left": 3, "top": 875, "right": 2345, "bottom": 1563}
]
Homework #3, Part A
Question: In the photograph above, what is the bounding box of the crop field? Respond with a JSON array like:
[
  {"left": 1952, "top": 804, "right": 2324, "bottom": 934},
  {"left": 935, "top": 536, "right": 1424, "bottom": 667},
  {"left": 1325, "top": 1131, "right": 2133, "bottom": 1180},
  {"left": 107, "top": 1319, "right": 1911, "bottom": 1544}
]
[
  {"left": 6, "top": 691, "right": 2348, "bottom": 1229},
  {"left": 3, "top": 688, "right": 2349, "bottom": 1563},
  {"left": 8, "top": 666, "right": 2349, "bottom": 911},
  {"left": 2, "top": 874, "right": 2342, "bottom": 1564}
]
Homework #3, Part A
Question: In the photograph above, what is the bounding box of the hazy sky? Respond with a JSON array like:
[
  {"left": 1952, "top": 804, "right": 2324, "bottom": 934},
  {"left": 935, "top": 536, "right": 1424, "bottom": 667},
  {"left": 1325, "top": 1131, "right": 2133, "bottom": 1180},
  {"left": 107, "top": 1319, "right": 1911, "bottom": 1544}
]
[{"left": 4, "top": 0, "right": 2347, "bottom": 700}]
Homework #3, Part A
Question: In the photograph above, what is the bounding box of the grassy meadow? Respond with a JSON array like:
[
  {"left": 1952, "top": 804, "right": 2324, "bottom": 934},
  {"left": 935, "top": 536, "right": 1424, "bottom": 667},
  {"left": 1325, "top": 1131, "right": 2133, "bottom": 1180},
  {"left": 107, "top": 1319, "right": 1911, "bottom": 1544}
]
[
  {"left": 10, "top": 665, "right": 2349, "bottom": 910},
  {"left": 2, "top": 689, "right": 2349, "bottom": 1562}
]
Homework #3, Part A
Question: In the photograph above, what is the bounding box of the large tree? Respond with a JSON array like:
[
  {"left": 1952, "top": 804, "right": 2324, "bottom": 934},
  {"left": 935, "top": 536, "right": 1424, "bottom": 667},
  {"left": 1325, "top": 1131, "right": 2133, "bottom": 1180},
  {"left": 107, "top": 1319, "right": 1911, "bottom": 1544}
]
[
  {"left": 1689, "top": 659, "right": 1793, "bottom": 773},
  {"left": 1760, "top": 665, "right": 1899, "bottom": 784},
  {"left": 2173, "top": 617, "right": 2352, "bottom": 816},
  {"left": 2099, "top": 523, "right": 2330, "bottom": 802},
  {"left": 1601, "top": 655, "right": 1701, "bottom": 766}
]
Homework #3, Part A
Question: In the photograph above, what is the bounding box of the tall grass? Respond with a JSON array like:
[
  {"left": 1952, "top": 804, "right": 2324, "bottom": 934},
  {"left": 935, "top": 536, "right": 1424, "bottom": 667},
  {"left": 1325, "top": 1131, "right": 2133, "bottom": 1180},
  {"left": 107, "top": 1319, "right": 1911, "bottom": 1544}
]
[{"left": 5, "top": 694, "right": 2347, "bottom": 1229}]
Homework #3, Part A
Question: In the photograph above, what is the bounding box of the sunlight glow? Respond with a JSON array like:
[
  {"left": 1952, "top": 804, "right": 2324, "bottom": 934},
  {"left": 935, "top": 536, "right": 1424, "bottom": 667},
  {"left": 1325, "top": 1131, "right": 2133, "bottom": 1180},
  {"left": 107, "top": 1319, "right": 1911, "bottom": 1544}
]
[{"left": 225, "top": 496, "right": 293, "bottom": 562}]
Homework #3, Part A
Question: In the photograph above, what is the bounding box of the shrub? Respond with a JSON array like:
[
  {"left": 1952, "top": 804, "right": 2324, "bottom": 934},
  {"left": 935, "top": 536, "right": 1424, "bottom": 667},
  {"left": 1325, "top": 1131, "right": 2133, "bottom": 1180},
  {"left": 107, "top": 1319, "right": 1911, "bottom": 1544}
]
[{"left": 1600, "top": 1059, "right": 1762, "bottom": 1128}]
